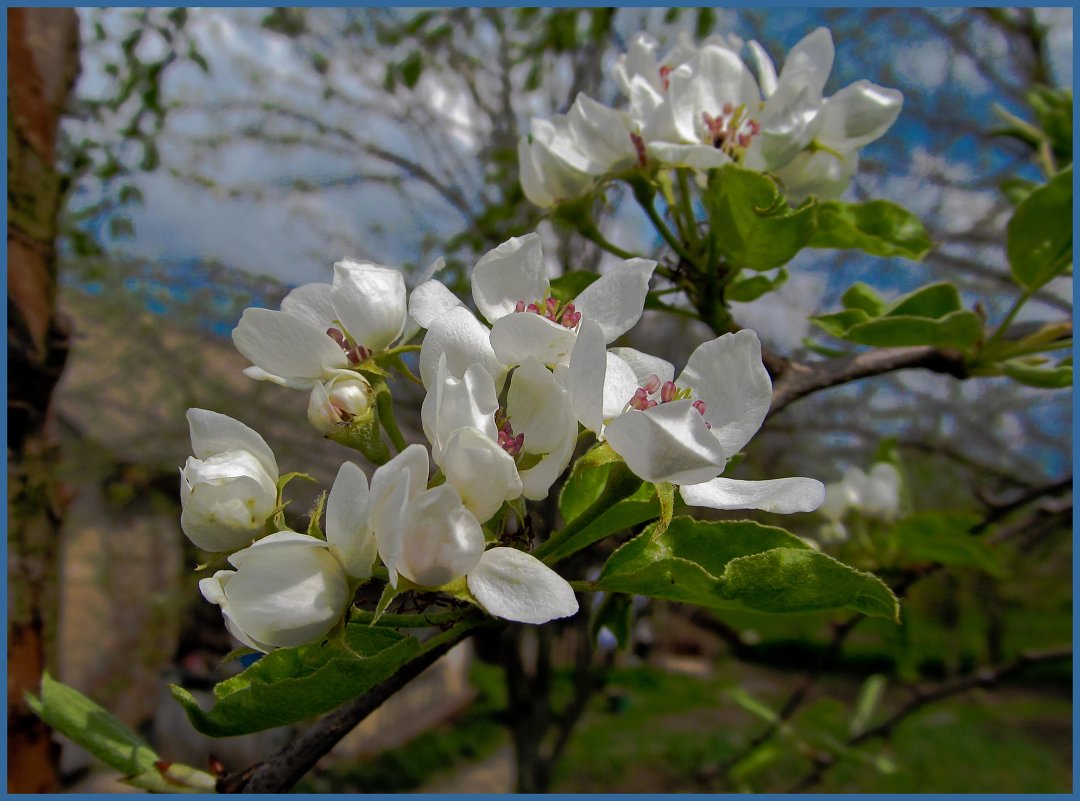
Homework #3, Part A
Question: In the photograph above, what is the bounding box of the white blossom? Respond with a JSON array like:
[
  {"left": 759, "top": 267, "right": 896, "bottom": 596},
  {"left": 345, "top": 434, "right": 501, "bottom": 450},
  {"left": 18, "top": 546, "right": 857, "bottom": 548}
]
[
  {"left": 567, "top": 323, "right": 824, "bottom": 513},
  {"left": 179, "top": 409, "right": 279, "bottom": 552}
]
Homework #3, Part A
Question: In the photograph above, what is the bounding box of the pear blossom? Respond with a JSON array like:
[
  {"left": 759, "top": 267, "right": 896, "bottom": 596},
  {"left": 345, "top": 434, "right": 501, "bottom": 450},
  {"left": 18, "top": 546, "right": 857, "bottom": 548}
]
[
  {"left": 819, "top": 461, "right": 902, "bottom": 540},
  {"left": 369, "top": 444, "right": 577, "bottom": 624},
  {"left": 232, "top": 258, "right": 407, "bottom": 429},
  {"left": 567, "top": 322, "right": 824, "bottom": 513},
  {"left": 199, "top": 532, "right": 350, "bottom": 653},
  {"left": 198, "top": 461, "right": 379, "bottom": 652},
  {"left": 518, "top": 93, "right": 639, "bottom": 208},
  {"left": 179, "top": 409, "right": 279, "bottom": 552},
  {"left": 410, "top": 233, "right": 656, "bottom": 373}
]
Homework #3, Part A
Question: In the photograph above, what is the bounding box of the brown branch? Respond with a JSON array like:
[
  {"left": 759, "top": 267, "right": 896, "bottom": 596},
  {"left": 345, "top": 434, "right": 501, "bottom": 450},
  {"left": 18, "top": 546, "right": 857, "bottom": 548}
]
[
  {"left": 217, "top": 620, "right": 482, "bottom": 794},
  {"left": 767, "top": 347, "right": 969, "bottom": 419},
  {"left": 787, "top": 646, "right": 1073, "bottom": 793}
]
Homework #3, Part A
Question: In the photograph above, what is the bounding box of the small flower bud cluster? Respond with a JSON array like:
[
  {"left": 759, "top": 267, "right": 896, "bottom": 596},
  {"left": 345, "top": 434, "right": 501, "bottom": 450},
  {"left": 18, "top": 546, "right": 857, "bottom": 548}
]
[{"left": 626, "top": 374, "right": 711, "bottom": 428}]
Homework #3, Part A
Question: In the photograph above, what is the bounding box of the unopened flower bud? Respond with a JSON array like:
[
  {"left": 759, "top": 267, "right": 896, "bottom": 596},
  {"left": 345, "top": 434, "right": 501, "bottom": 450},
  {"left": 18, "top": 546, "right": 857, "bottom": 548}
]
[{"left": 308, "top": 376, "right": 373, "bottom": 434}]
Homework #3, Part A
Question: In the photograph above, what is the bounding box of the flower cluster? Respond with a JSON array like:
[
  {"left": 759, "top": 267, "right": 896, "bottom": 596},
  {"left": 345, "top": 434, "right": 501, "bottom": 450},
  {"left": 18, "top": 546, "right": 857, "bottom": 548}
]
[
  {"left": 184, "top": 230, "right": 825, "bottom": 653},
  {"left": 519, "top": 28, "right": 903, "bottom": 207},
  {"left": 818, "top": 461, "right": 902, "bottom": 543}
]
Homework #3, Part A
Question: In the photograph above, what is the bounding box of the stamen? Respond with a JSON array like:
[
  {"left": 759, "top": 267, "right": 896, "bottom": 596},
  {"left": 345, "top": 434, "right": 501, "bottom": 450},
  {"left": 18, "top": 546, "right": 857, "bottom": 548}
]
[
  {"left": 643, "top": 374, "right": 662, "bottom": 394},
  {"left": 514, "top": 300, "right": 526, "bottom": 313},
  {"left": 660, "top": 381, "right": 676, "bottom": 403},
  {"left": 659, "top": 64, "right": 672, "bottom": 91},
  {"left": 326, "top": 327, "right": 348, "bottom": 349},
  {"left": 692, "top": 400, "right": 707, "bottom": 416}
]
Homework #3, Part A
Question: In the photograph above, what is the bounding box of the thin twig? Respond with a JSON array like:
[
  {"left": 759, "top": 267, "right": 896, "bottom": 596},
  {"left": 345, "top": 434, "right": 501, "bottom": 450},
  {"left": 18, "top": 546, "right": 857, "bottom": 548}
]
[
  {"left": 217, "top": 620, "right": 484, "bottom": 794},
  {"left": 786, "top": 646, "right": 1073, "bottom": 793}
]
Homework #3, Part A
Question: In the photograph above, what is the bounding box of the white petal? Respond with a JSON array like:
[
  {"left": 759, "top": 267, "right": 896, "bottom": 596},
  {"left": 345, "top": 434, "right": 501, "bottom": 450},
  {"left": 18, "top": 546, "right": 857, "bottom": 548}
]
[
  {"left": 613, "top": 33, "right": 661, "bottom": 96},
  {"left": 419, "top": 306, "right": 504, "bottom": 389},
  {"left": 490, "top": 312, "right": 579, "bottom": 368},
  {"left": 332, "top": 260, "right": 407, "bottom": 352},
  {"left": 186, "top": 408, "right": 278, "bottom": 479},
  {"left": 326, "top": 461, "right": 377, "bottom": 579},
  {"left": 601, "top": 351, "right": 642, "bottom": 423},
  {"left": 862, "top": 462, "right": 901, "bottom": 517},
  {"left": 678, "top": 330, "right": 772, "bottom": 458},
  {"left": 183, "top": 450, "right": 276, "bottom": 501},
  {"left": 679, "top": 476, "right": 825, "bottom": 513},
  {"left": 180, "top": 475, "right": 273, "bottom": 552},
  {"left": 670, "top": 45, "right": 759, "bottom": 143},
  {"left": 506, "top": 358, "right": 574, "bottom": 455},
  {"left": 608, "top": 347, "right": 676, "bottom": 386},
  {"left": 399, "top": 485, "right": 485, "bottom": 587},
  {"left": 518, "top": 420, "right": 576, "bottom": 501},
  {"left": 518, "top": 136, "right": 558, "bottom": 209},
  {"left": 370, "top": 446, "right": 430, "bottom": 585},
  {"left": 747, "top": 39, "right": 778, "bottom": 97},
  {"left": 233, "top": 307, "right": 349, "bottom": 382},
  {"left": 604, "top": 401, "right": 727, "bottom": 485},
  {"left": 425, "top": 357, "right": 500, "bottom": 464},
  {"left": 819, "top": 481, "right": 851, "bottom": 521},
  {"left": 242, "top": 365, "right": 313, "bottom": 390},
  {"left": 471, "top": 233, "right": 550, "bottom": 325},
  {"left": 225, "top": 534, "right": 349, "bottom": 648},
  {"left": 818, "top": 81, "right": 903, "bottom": 150},
  {"left": 567, "top": 93, "right": 638, "bottom": 172},
  {"left": 467, "top": 548, "right": 579, "bottom": 625},
  {"left": 646, "top": 141, "right": 731, "bottom": 170},
  {"left": 751, "top": 83, "right": 823, "bottom": 170},
  {"left": 773, "top": 148, "right": 858, "bottom": 203},
  {"left": 408, "top": 279, "right": 464, "bottom": 331},
  {"left": 280, "top": 282, "right": 337, "bottom": 330},
  {"left": 777, "top": 27, "right": 834, "bottom": 101},
  {"left": 573, "top": 258, "right": 656, "bottom": 343},
  {"left": 442, "top": 427, "right": 523, "bottom": 524},
  {"left": 566, "top": 318, "right": 608, "bottom": 433}
]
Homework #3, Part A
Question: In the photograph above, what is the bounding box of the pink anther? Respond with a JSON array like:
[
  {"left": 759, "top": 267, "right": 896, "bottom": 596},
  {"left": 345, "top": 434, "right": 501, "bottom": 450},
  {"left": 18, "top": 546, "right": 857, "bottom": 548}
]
[{"left": 661, "top": 381, "right": 677, "bottom": 403}]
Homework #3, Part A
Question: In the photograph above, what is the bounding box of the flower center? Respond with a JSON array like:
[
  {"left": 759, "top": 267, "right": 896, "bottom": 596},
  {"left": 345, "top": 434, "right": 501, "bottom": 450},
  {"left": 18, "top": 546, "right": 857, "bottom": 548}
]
[
  {"left": 702, "top": 103, "right": 761, "bottom": 160},
  {"left": 494, "top": 411, "right": 525, "bottom": 456},
  {"left": 625, "top": 374, "right": 711, "bottom": 429},
  {"left": 513, "top": 296, "right": 581, "bottom": 329},
  {"left": 326, "top": 327, "right": 370, "bottom": 365},
  {"left": 630, "top": 132, "right": 648, "bottom": 167}
]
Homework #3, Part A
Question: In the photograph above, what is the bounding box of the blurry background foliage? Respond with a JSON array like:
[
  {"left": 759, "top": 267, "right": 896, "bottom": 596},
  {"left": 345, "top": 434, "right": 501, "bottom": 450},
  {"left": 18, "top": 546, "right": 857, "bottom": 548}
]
[{"left": 34, "top": 6, "right": 1071, "bottom": 794}]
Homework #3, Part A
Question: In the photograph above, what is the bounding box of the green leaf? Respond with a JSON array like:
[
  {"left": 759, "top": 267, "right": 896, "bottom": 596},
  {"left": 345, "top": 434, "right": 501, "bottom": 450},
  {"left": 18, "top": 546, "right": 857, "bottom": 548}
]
[
  {"left": 727, "top": 686, "right": 779, "bottom": 724},
  {"left": 27, "top": 673, "right": 215, "bottom": 792},
  {"left": 399, "top": 52, "right": 423, "bottom": 89},
  {"left": 726, "top": 267, "right": 789, "bottom": 303},
  {"left": 841, "top": 282, "right": 887, "bottom": 316},
  {"left": 172, "top": 624, "right": 424, "bottom": 736},
  {"left": 539, "top": 481, "right": 658, "bottom": 566},
  {"left": 559, "top": 458, "right": 615, "bottom": 524},
  {"left": 598, "top": 517, "right": 898, "bottom": 620},
  {"left": 809, "top": 308, "right": 872, "bottom": 338},
  {"left": 844, "top": 310, "right": 983, "bottom": 349},
  {"left": 1007, "top": 166, "right": 1073, "bottom": 291},
  {"left": 849, "top": 674, "right": 887, "bottom": 737},
  {"left": 549, "top": 270, "right": 600, "bottom": 302},
  {"left": 885, "top": 281, "right": 962, "bottom": 318},
  {"left": 707, "top": 165, "right": 818, "bottom": 270},
  {"left": 889, "top": 511, "right": 1006, "bottom": 577},
  {"left": 715, "top": 549, "right": 899, "bottom": 620},
  {"left": 999, "top": 357, "right": 1073, "bottom": 389},
  {"left": 810, "top": 199, "right": 931, "bottom": 260}
]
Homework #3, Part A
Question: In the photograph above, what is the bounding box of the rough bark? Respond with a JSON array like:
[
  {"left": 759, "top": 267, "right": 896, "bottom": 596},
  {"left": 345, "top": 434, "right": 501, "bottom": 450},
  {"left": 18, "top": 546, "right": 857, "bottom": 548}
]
[{"left": 7, "top": 8, "right": 81, "bottom": 793}]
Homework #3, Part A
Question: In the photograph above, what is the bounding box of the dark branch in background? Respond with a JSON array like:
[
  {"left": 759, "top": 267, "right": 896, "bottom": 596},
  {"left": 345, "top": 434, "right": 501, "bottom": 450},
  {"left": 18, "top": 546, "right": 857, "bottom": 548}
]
[
  {"left": 787, "top": 646, "right": 1073, "bottom": 793},
  {"left": 217, "top": 621, "right": 484, "bottom": 794},
  {"left": 765, "top": 347, "right": 969, "bottom": 419}
]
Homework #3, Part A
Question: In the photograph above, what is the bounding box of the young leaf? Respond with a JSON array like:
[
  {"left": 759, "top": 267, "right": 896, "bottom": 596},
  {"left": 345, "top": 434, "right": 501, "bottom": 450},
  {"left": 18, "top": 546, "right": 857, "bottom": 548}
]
[
  {"left": 726, "top": 268, "right": 789, "bottom": 303},
  {"left": 27, "top": 673, "right": 215, "bottom": 792},
  {"left": 810, "top": 199, "right": 931, "bottom": 260},
  {"left": 539, "top": 479, "right": 658, "bottom": 566},
  {"left": 1007, "top": 166, "right": 1072, "bottom": 291},
  {"left": 843, "top": 310, "right": 983, "bottom": 349},
  {"left": 841, "top": 282, "right": 887, "bottom": 316},
  {"left": 171, "top": 624, "right": 424, "bottom": 736},
  {"left": 999, "top": 357, "right": 1073, "bottom": 389},
  {"left": 707, "top": 165, "right": 818, "bottom": 270},
  {"left": 885, "top": 281, "right": 963, "bottom": 318}
]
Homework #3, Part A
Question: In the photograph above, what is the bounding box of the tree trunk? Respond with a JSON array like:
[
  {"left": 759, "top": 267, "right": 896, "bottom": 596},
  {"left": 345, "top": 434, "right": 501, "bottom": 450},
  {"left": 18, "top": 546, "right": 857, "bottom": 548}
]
[{"left": 7, "top": 8, "right": 80, "bottom": 792}]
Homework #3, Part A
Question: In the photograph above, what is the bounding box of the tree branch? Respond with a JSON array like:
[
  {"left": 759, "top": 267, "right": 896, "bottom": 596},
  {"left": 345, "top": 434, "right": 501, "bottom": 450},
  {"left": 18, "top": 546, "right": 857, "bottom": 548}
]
[
  {"left": 217, "top": 620, "right": 482, "bottom": 794},
  {"left": 767, "top": 347, "right": 969, "bottom": 419},
  {"left": 787, "top": 646, "right": 1073, "bottom": 793}
]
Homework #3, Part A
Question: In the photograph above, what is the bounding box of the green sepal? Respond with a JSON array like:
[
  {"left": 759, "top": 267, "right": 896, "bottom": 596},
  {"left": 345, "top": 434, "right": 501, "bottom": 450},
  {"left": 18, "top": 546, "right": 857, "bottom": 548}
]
[
  {"left": 306, "top": 490, "right": 328, "bottom": 539},
  {"left": 370, "top": 582, "right": 402, "bottom": 626},
  {"left": 327, "top": 403, "right": 391, "bottom": 465}
]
